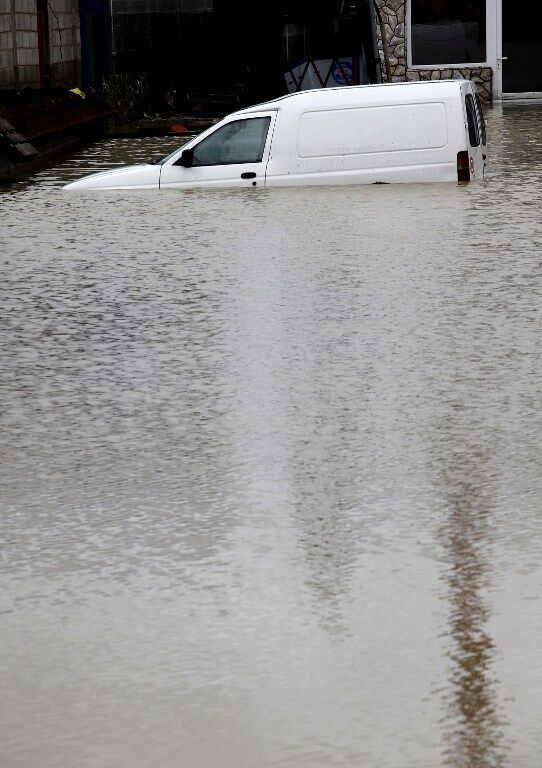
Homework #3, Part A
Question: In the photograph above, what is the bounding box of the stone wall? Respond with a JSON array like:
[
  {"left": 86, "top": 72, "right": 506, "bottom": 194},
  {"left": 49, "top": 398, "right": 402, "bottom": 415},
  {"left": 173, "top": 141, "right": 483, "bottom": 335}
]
[
  {"left": 0, "top": 0, "right": 80, "bottom": 89},
  {"left": 374, "top": 0, "right": 493, "bottom": 101},
  {"left": 406, "top": 67, "right": 493, "bottom": 103},
  {"left": 375, "top": 0, "right": 406, "bottom": 80}
]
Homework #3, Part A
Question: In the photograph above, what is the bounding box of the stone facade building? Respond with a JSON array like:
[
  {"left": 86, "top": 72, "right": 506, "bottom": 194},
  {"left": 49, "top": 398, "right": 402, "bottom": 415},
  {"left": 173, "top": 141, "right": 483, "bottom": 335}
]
[
  {"left": 375, "top": 0, "right": 541, "bottom": 102},
  {"left": 0, "top": 0, "right": 81, "bottom": 88}
]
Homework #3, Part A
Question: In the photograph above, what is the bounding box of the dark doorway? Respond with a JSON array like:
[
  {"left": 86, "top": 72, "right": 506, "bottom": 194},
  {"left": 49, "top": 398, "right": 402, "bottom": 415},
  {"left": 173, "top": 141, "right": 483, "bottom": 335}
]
[
  {"left": 110, "top": 0, "right": 380, "bottom": 111},
  {"left": 502, "top": 0, "right": 542, "bottom": 93},
  {"left": 80, "top": 0, "right": 110, "bottom": 89}
]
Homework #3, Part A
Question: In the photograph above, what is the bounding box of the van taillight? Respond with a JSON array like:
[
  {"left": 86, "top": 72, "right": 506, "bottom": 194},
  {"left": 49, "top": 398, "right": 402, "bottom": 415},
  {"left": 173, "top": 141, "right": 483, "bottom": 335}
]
[{"left": 457, "top": 151, "right": 470, "bottom": 183}]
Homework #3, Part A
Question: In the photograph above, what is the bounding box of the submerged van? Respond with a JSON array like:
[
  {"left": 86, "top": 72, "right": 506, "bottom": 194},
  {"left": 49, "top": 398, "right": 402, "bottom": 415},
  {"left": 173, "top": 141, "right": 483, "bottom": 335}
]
[{"left": 63, "top": 80, "right": 487, "bottom": 191}]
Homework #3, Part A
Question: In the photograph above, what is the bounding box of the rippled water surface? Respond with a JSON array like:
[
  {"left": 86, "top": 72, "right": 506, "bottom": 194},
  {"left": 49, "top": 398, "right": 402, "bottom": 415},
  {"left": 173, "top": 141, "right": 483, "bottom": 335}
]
[{"left": 1, "top": 106, "right": 541, "bottom": 768}]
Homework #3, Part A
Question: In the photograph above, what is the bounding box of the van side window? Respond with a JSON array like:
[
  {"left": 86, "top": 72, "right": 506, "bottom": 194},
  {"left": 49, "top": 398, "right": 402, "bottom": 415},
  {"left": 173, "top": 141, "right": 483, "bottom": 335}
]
[
  {"left": 465, "top": 94, "right": 480, "bottom": 147},
  {"left": 192, "top": 117, "right": 271, "bottom": 166},
  {"left": 474, "top": 93, "right": 487, "bottom": 145}
]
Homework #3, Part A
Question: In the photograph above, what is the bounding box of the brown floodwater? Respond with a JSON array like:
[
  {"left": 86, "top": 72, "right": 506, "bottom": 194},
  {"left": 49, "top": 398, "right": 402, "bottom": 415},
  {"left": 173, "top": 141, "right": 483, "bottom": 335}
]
[{"left": 0, "top": 104, "right": 541, "bottom": 768}]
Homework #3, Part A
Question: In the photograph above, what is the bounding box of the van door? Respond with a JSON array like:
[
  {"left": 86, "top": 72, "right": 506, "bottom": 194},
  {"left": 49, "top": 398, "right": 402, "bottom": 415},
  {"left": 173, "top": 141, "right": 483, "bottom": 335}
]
[
  {"left": 463, "top": 88, "right": 485, "bottom": 181},
  {"left": 160, "top": 112, "right": 277, "bottom": 189}
]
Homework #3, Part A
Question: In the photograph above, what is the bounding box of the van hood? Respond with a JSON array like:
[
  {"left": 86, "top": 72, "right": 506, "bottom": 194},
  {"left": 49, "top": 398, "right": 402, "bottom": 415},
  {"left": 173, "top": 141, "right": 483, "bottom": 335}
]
[{"left": 62, "top": 164, "right": 161, "bottom": 191}]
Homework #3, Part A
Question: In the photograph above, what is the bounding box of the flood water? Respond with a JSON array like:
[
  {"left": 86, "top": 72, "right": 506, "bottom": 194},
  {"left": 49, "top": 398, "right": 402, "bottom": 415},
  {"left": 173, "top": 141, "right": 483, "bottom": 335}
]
[{"left": 1, "top": 105, "right": 541, "bottom": 768}]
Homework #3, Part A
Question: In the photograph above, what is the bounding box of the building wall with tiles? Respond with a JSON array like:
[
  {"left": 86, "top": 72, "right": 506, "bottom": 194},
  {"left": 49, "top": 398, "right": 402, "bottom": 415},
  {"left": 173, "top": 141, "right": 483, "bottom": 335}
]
[
  {"left": 374, "top": 0, "right": 493, "bottom": 102},
  {"left": 0, "top": 0, "right": 81, "bottom": 89}
]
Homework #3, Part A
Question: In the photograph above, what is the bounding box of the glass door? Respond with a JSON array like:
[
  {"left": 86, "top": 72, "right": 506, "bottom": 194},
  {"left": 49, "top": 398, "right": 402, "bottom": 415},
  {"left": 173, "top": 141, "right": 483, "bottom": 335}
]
[{"left": 502, "top": 0, "right": 542, "bottom": 92}]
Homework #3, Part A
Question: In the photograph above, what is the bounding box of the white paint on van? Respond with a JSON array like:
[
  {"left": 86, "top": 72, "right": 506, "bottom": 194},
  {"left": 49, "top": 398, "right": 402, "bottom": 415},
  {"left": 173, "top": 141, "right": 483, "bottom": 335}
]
[{"left": 297, "top": 103, "right": 448, "bottom": 158}]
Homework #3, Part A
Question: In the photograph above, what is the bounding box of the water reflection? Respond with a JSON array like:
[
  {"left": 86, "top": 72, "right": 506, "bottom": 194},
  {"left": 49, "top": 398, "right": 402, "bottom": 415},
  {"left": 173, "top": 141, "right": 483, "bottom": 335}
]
[
  {"left": 440, "top": 465, "right": 506, "bottom": 768},
  {"left": 286, "top": 270, "right": 371, "bottom": 634}
]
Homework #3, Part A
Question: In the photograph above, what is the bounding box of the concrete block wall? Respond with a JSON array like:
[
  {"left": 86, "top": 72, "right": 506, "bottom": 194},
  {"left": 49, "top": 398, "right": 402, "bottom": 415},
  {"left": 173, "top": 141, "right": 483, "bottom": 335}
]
[
  {"left": 0, "top": 1, "right": 39, "bottom": 87},
  {"left": 48, "top": 0, "right": 81, "bottom": 86},
  {"left": 0, "top": 0, "right": 80, "bottom": 89}
]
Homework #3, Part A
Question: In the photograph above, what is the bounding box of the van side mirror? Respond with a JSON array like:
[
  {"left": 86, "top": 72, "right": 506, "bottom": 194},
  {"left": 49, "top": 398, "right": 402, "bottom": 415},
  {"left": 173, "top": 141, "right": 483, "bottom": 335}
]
[{"left": 176, "top": 148, "right": 194, "bottom": 168}]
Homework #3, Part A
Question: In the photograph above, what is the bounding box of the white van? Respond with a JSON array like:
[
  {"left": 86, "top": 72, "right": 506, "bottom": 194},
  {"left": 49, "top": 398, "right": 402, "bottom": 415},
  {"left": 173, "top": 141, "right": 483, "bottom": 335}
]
[{"left": 64, "top": 80, "right": 487, "bottom": 191}]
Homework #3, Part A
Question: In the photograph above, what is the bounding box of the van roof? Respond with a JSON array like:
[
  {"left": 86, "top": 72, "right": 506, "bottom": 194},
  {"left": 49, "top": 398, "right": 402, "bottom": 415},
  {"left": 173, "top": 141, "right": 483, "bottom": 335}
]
[{"left": 236, "top": 79, "right": 470, "bottom": 116}]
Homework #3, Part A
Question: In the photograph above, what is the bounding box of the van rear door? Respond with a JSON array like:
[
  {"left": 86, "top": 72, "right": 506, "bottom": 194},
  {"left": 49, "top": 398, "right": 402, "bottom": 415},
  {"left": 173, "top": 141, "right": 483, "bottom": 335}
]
[
  {"left": 462, "top": 85, "right": 485, "bottom": 181},
  {"left": 160, "top": 112, "right": 277, "bottom": 189}
]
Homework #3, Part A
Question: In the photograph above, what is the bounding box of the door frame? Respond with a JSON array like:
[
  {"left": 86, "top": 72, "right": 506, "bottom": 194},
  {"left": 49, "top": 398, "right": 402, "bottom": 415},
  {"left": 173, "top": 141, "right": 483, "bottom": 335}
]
[
  {"left": 493, "top": 0, "right": 542, "bottom": 100},
  {"left": 487, "top": 0, "right": 500, "bottom": 99}
]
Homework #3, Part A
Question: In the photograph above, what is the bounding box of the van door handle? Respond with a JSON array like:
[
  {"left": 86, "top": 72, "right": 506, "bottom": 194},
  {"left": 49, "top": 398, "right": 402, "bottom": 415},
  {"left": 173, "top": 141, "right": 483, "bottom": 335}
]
[{"left": 241, "top": 172, "right": 256, "bottom": 179}]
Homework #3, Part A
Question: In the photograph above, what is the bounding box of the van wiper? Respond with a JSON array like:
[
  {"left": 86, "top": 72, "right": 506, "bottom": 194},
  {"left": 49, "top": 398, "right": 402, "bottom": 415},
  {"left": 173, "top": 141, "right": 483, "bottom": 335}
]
[{"left": 149, "top": 155, "right": 165, "bottom": 165}]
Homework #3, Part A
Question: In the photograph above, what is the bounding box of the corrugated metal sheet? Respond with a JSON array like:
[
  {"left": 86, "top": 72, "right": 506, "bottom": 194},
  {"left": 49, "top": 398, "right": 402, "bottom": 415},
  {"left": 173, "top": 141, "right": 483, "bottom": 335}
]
[
  {"left": 179, "top": 0, "right": 213, "bottom": 12},
  {"left": 113, "top": 0, "right": 212, "bottom": 15}
]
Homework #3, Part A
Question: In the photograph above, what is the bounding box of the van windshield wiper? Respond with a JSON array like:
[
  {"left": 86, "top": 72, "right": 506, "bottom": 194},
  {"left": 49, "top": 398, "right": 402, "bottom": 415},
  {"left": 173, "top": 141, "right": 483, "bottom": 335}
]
[{"left": 149, "top": 155, "right": 165, "bottom": 165}]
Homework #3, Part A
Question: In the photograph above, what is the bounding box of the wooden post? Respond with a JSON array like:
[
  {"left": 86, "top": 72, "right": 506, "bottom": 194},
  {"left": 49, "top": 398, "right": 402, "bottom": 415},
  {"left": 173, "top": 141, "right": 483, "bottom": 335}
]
[{"left": 352, "top": 54, "right": 360, "bottom": 85}]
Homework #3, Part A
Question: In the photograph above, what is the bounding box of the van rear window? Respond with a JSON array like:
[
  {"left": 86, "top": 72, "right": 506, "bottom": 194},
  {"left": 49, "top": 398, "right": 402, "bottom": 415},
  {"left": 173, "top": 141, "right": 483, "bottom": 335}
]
[
  {"left": 297, "top": 103, "right": 448, "bottom": 158},
  {"left": 474, "top": 93, "right": 487, "bottom": 145},
  {"left": 465, "top": 94, "right": 480, "bottom": 147}
]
